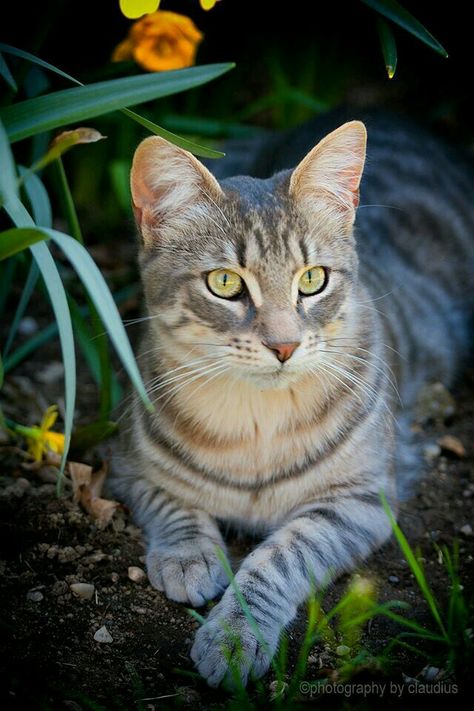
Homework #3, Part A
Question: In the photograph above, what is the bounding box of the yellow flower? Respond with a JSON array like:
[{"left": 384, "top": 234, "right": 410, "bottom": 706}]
[
  {"left": 16, "top": 405, "right": 65, "bottom": 462},
  {"left": 119, "top": 1, "right": 161, "bottom": 20},
  {"left": 200, "top": 0, "right": 219, "bottom": 9},
  {"left": 112, "top": 11, "right": 203, "bottom": 72}
]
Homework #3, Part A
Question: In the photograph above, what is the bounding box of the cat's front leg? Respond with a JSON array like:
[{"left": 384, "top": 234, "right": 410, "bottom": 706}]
[
  {"left": 191, "top": 489, "right": 394, "bottom": 687},
  {"left": 112, "top": 475, "right": 229, "bottom": 606}
]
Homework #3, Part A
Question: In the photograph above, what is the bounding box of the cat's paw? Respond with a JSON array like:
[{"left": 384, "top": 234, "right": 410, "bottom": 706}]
[
  {"left": 190, "top": 591, "right": 279, "bottom": 687},
  {"left": 146, "top": 539, "right": 229, "bottom": 607}
]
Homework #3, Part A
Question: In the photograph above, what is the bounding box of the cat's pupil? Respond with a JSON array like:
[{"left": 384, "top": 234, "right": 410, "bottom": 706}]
[{"left": 222, "top": 273, "right": 228, "bottom": 287}]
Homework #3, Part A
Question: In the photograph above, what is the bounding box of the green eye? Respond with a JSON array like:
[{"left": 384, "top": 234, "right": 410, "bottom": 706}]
[
  {"left": 298, "top": 266, "right": 327, "bottom": 295},
  {"left": 207, "top": 269, "right": 243, "bottom": 299}
]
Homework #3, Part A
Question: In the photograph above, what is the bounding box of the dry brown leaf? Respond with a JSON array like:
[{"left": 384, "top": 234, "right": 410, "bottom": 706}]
[
  {"left": 68, "top": 461, "right": 119, "bottom": 528},
  {"left": 69, "top": 461, "right": 93, "bottom": 501},
  {"left": 437, "top": 435, "right": 466, "bottom": 458}
]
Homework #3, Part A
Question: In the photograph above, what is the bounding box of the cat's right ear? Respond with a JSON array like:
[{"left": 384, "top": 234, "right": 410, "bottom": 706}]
[{"left": 130, "top": 136, "right": 223, "bottom": 247}]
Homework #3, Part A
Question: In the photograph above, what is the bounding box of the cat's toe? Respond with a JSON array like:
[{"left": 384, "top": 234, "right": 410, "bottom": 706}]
[
  {"left": 146, "top": 546, "right": 228, "bottom": 606},
  {"left": 190, "top": 599, "right": 276, "bottom": 687}
]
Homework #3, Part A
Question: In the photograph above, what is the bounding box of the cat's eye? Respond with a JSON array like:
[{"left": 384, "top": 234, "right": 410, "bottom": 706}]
[
  {"left": 298, "top": 266, "right": 328, "bottom": 296},
  {"left": 207, "top": 269, "right": 243, "bottom": 299}
]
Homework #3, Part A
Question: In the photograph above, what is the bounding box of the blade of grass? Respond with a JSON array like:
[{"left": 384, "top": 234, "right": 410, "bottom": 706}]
[
  {"left": 3, "top": 284, "right": 137, "bottom": 372},
  {"left": 0, "top": 226, "right": 50, "bottom": 260},
  {"left": 380, "top": 491, "right": 447, "bottom": 638},
  {"left": 377, "top": 17, "right": 398, "bottom": 78},
  {"left": 360, "top": 0, "right": 448, "bottom": 57},
  {"left": 0, "top": 51, "right": 17, "bottom": 92},
  {"left": 0, "top": 43, "right": 228, "bottom": 157},
  {"left": 1, "top": 63, "right": 235, "bottom": 144},
  {"left": 1, "top": 226, "right": 152, "bottom": 411},
  {"left": 0, "top": 119, "right": 19, "bottom": 208},
  {"left": 19, "top": 165, "right": 53, "bottom": 227},
  {"left": 4, "top": 198, "right": 75, "bottom": 483},
  {"left": 121, "top": 108, "right": 224, "bottom": 159},
  {"left": 2, "top": 260, "right": 39, "bottom": 358}
]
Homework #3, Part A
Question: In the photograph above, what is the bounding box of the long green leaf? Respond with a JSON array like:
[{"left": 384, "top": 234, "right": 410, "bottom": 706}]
[
  {"left": 121, "top": 108, "right": 224, "bottom": 159},
  {"left": 0, "top": 52, "right": 17, "bottom": 92},
  {"left": 19, "top": 165, "right": 53, "bottom": 227},
  {"left": 4, "top": 199, "right": 76, "bottom": 481},
  {"left": 0, "top": 226, "right": 49, "bottom": 260},
  {"left": 2, "top": 260, "right": 39, "bottom": 358},
  {"left": 0, "top": 43, "right": 80, "bottom": 86},
  {"left": 0, "top": 43, "right": 228, "bottom": 157},
  {"left": 377, "top": 18, "right": 398, "bottom": 78},
  {"left": 361, "top": 0, "right": 448, "bottom": 57},
  {"left": 0, "top": 63, "right": 234, "bottom": 143},
  {"left": 0, "top": 223, "right": 152, "bottom": 410},
  {"left": 0, "top": 119, "right": 18, "bottom": 207},
  {"left": 31, "top": 241, "right": 76, "bottom": 486}
]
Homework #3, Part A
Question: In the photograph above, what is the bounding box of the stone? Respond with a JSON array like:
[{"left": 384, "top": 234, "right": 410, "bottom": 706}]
[
  {"left": 93, "top": 626, "right": 113, "bottom": 643},
  {"left": 70, "top": 583, "right": 95, "bottom": 600}
]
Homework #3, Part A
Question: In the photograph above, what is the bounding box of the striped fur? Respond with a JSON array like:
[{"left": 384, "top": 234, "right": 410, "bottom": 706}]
[{"left": 110, "top": 113, "right": 474, "bottom": 687}]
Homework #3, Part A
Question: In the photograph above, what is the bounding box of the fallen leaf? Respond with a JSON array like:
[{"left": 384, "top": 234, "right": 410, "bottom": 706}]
[
  {"left": 437, "top": 435, "right": 466, "bottom": 458},
  {"left": 68, "top": 461, "right": 119, "bottom": 528}
]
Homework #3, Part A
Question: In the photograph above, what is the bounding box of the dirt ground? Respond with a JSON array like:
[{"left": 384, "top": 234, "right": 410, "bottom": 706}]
[{"left": 0, "top": 340, "right": 473, "bottom": 710}]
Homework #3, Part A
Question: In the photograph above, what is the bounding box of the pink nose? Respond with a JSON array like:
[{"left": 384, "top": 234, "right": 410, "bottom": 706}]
[{"left": 263, "top": 341, "right": 300, "bottom": 362}]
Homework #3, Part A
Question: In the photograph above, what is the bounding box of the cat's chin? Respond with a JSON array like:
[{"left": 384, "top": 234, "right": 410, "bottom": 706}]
[{"left": 236, "top": 368, "right": 302, "bottom": 390}]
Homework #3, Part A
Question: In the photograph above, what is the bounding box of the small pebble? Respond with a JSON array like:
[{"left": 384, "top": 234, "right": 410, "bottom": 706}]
[
  {"left": 128, "top": 566, "right": 146, "bottom": 583},
  {"left": 93, "top": 626, "right": 113, "bottom": 644},
  {"left": 388, "top": 575, "right": 399, "bottom": 584},
  {"left": 423, "top": 443, "right": 441, "bottom": 461},
  {"left": 27, "top": 590, "right": 43, "bottom": 602},
  {"left": 460, "top": 524, "right": 473, "bottom": 537},
  {"left": 111, "top": 572, "right": 119, "bottom": 583},
  {"left": 421, "top": 665, "right": 441, "bottom": 682},
  {"left": 336, "top": 645, "right": 351, "bottom": 656},
  {"left": 70, "top": 583, "right": 95, "bottom": 600}
]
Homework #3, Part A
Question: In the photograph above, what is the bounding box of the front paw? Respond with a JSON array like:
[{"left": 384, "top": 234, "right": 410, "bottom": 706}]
[
  {"left": 190, "top": 592, "right": 280, "bottom": 687},
  {"left": 146, "top": 539, "right": 229, "bottom": 607}
]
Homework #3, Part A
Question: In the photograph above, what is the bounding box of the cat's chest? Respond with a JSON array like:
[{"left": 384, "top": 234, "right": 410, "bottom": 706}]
[{"left": 166, "top": 377, "right": 348, "bottom": 481}]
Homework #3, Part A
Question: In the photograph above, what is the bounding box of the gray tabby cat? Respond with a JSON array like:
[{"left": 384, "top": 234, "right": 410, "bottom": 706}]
[{"left": 110, "top": 112, "right": 473, "bottom": 687}]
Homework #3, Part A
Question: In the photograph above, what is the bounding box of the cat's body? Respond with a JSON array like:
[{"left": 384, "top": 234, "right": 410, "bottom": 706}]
[{"left": 110, "top": 112, "right": 473, "bottom": 687}]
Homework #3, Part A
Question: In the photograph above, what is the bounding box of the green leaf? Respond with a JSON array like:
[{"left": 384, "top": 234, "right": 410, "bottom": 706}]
[
  {"left": 0, "top": 223, "right": 151, "bottom": 411},
  {"left": 0, "top": 63, "right": 235, "bottom": 144},
  {"left": 0, "top": 43, "right": 80, "bottom": 86},
  {"left": 121, "top": 108, "right": 224, "bottom": 159},
  {"left": 0, "top": 51, "right": 17, "bottom": 92},
  {"left": 377, "top": 17, "right": 398, "bottom": 78},
  {"left": 2, "top": 260, "right": 39, "bottom": 358},
  {"left": 0, "top": 226, "right": 49, "bottom": 260},
  {"left": 0, "top": 43, "right": 230, "bottom": 158},
  {"left": 3, "top": 199, "right": 76, "bottom": 482},
  {"left": 0, "top": 119, "right": 19, "bottom": 208},
  {"left": 19, "top": 165, "right": 53, "bottom": 227},
  {"left": 360, "top": 0, "right": 448, "bottom": 57},
  {"left": 71, "top": 420, "right": 118, "bottom": 452},
  {"left": 380, "top": 491, "right": 447, "bottom": 639},
  {"left": 31, "top": 241, "right": 76, "bottom": 484}
]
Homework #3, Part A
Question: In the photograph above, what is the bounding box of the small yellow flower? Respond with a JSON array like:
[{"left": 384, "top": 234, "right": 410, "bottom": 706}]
[
  {"left": 112, "top": 11, "right": 203, "bottom": 72},
  {"left": 16, "top": 405, "right": 65, "bottom": 462},
  {"left": 200, "top": 0, "right": 219, "bottom": 9},
  {"left": 119, "top": 1, "right": 161, "bottom": 20}
]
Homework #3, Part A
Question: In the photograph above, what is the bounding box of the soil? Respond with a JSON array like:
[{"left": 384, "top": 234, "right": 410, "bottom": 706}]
[{"left": 0, "top": 338, "right": 473, "bottom": 710}]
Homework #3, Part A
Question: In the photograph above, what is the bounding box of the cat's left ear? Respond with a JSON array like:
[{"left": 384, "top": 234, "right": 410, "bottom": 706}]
[
  {"left": 130, "top": 136, "right": 224, "bottom": 247},
  {"left": 289, "top": 120, "right": 367, "bottom": 229}
]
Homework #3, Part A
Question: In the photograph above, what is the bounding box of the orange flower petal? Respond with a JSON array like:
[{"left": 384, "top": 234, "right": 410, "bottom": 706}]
[{"left": 112, "top": 38, "right": 135, "bottom": 62}]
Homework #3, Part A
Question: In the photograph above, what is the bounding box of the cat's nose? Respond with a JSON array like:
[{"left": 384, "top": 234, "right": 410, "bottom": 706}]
[{"left": 262, "top": 340, "right": 300, "bottom": 362}]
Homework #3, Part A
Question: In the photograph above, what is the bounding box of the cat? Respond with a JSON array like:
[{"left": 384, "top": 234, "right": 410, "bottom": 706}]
[{"left": 110, "top": 111, "right": 474, "bottom": 688}]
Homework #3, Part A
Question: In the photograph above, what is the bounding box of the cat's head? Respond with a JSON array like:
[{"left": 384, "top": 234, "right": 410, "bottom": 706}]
[{"left": 131, "top": 121, "right": 366, "bottom": 389}]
